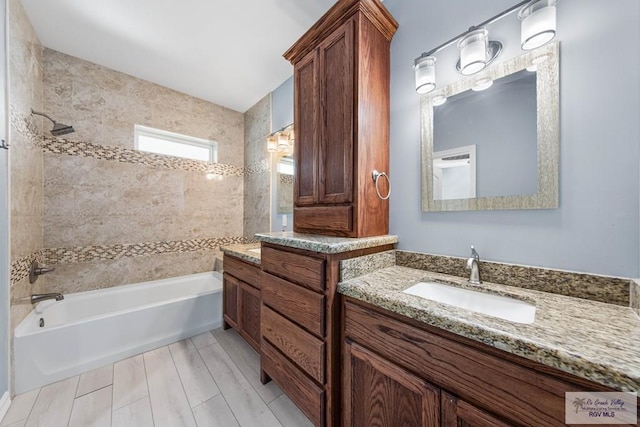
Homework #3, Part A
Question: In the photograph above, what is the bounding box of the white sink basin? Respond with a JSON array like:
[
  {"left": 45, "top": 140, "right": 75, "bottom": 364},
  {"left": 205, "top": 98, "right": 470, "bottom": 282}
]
[
  {"left": 403, "top": 282, "right": 536, "bottom": 324},
  {"left": 248, "top": 248, "right": 261, "bottom": 254}
]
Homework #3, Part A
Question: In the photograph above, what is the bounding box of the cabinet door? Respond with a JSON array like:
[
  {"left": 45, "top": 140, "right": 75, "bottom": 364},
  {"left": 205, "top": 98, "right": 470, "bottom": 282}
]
[
  {"left": 318, "top": 18, "right": 354, "bottom": 204},
  {"left": 239, "top": 282, "right": 261, "bottom": 352},
  {"left": 442, "top": 392, "right": 514, "bottom": 427},
  {"left": 344, "top": 341, "right": 440, "bottom": 427},
  {"left": 223, "top": 273, "right": 238, "bottom": 329},
  {"left": 294, "top": 48, "right": 319, "bottom": 206}
]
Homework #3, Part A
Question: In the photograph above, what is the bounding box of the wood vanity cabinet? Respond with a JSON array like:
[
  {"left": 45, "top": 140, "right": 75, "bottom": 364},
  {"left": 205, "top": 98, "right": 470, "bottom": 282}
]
[
  {"left": 284, "top": 0, "right": 398, "bottom": 238},
  {"left": 259, "top": 243, "right": 394, "bottom": 427},
  {"left": 342, "top": 298, "right": 625, "bottom": 427},
  {"left": 222, "top": 254, "right": 262, "bottom": 352}
]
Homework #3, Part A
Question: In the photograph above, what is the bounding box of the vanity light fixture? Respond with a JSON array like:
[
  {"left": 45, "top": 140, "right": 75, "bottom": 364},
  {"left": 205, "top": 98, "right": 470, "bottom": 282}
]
[
  {"left": 414, "top": 54, "right": 437, "bottom": 94},
  {"left": 413, "top": 0, "right": 559, "bottom": 94},
  {"left": 432, "top": 94, "right": 447, "bottom": 106},
  {"left": 266, "top": 123, "right": 294, "bottom": 154},
  {"left": 518, "top": 0, "right": 558, "bottom": 50},
  {"left": 472, "top": 77, "right": 494, "bottom": 91}
]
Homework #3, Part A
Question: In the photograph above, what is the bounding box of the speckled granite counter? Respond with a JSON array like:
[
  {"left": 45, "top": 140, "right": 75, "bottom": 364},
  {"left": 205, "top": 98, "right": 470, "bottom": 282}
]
[
  {"left": 220, "top": 243, "right": 261, "bottom": 266},
  {"left": 255, "top": 231, "right": 398, "bottom": 254},
  {"left": 338, "top": 265, "right": 640, "bottom": 393}
]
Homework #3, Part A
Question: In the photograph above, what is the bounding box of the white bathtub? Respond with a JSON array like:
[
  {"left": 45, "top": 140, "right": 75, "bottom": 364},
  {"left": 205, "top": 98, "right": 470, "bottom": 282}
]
[{"left": 14, "top": 271, "right": 222, "bottom": 394}]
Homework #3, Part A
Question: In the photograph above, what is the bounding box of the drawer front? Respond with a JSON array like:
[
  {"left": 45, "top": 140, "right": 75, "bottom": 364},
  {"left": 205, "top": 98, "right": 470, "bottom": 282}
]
[
  {"left": 344, "top": 300, "right": 588, "bottom": 427},
  {"left": 294, "top": 205, "right": 353, "bottom": 232},
  {"left": 262, "top": 305, "right": 325, "bottom": 383},
  {"left": 262, "top": 273, "right": 325, "bottom": 337},
  {"left": 261, "top": 247, "right": 325, "bottom": 292},
  {"left": 262, "top": 340, "right": 325, "bottom": 427},
  {"left": 224, "top": 255, "right": 262, "bottom": 289}
]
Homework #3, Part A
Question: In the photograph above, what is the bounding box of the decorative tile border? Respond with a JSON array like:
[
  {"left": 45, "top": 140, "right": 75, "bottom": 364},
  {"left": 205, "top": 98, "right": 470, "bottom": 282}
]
[
  {"left": 396, "top": 250, "right": 631, "bottom": 306},
  {"left": 10, "top": 251, "right": 43, "bottom": 287},
  {"left": 279, "top": 174, "right": 294, "bottom": 184},
  {"left": 10, "top": 236, "right": 257, "bottom": 286},
  {"left": 9, "top": 106, "right": 267, "bottom": 177}
]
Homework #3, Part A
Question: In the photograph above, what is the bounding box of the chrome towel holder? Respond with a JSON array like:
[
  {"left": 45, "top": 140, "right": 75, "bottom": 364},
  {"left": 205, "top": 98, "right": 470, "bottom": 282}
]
[{"left": 372, "top": 170, "right": 391, "bottom": 200}]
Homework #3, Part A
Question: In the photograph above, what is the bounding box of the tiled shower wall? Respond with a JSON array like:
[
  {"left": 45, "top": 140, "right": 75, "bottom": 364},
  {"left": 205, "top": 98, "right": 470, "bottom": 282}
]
[
  {"left": 243, "top": 94, "right": 272, "bottom": 237},
  {"left": 37, "top": 49, "right": 246, "bottom": 294},
  {"left": 8, "top": 0, "right": 46, "bottom": 334}
]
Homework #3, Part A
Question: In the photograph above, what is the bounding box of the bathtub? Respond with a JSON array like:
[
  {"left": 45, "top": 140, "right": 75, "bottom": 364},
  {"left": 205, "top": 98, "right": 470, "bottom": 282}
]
[{"left": 14, "top": 271, "right": 222, "bottom": 394}]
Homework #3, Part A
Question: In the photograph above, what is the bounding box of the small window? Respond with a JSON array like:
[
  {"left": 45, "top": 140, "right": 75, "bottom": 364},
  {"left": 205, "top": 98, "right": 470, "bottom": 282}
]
[{"left": 134, "top": 125, "right": 218, "bottom": 162}]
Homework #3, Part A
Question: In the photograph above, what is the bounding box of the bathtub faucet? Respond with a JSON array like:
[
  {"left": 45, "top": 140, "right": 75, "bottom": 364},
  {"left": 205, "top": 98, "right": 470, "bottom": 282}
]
[{"left": 30, "top": 293, "right": 64, "bottom": 304}]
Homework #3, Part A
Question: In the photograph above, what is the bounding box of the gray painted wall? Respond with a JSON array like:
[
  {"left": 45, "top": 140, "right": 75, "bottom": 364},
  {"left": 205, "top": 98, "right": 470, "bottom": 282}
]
[
  {"left": 271, "top": 76, "right": 294, "bottom": 233},
  {"left": 385, "top": 0, "right": 640, "bottom": 277},
  {"left": 0, "top": 0, "right": 8, "bottom": 398}
]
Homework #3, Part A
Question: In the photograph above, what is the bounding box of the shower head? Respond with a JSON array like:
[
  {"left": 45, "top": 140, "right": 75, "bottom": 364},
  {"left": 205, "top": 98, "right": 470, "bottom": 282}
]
[{"left": 31, "top": 108, "right": 75, "bottom": 136}]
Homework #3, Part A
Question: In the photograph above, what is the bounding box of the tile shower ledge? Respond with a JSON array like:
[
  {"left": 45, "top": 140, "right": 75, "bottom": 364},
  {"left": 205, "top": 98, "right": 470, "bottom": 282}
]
[
  {"left": 255, "top": 232, "right": 399, "bottom": 254},
  {"left": 338, "top": 265, "right": 640, "bottom": 393},
  {"left": 221, "top": 243, "right": 261, "bottom": 266}
]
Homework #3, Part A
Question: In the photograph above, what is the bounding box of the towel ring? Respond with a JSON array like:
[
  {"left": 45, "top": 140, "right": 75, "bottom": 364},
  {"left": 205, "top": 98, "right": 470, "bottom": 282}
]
[{"left": 372, "top": 170, "right": 391, "bottom": 200}]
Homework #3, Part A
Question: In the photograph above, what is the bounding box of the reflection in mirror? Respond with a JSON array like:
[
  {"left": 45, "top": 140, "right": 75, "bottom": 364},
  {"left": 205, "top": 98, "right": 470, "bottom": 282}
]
[
  {"left": 276, "top": 154, "right": 293, "bottom": 214},
  {"left": 421, "top": 42, "right": 559, "bottom": 212}
]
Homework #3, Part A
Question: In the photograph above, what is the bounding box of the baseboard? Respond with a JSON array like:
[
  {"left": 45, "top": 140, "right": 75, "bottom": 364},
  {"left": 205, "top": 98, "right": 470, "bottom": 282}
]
[{"left": 0, "top": 391, "right": 10, "bottom": 423}]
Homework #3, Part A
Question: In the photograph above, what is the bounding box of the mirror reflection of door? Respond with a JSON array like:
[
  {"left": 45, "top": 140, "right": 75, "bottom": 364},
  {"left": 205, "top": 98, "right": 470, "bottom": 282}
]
[
  {"left": 276, "top": 154, "right": 294, "bottom": 214},
  {"left": 433, "top": 145, "right": 476, "bottom": 200}
]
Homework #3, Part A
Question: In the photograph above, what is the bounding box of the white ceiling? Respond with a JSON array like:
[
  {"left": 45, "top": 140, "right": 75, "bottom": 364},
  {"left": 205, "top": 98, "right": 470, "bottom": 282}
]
[{"left": 21, "top": 0, "right": 337, "bottom": 112}]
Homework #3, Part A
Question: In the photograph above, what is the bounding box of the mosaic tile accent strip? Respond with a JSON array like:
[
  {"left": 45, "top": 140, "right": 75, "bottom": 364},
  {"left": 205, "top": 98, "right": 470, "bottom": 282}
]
[
  {"left": 10, "top": 251, "right": 44, "bottom": 286},
  {"left": 10, "top": 107, "right": 257, "bottom": 177},
  {"left": 279, "top": 174, "right": 294, "bottom": 185},
  {"left": 9, "top": 104, "right": 43, "bottom": 148},
  {"left": 632, "top": 280, "right": 640, "bottom": 317},
  {"left": 41, "top": 136, "right": 245, "bottom": 176},
  {"left": 245, "top": 158, "right": 270, "bottom": 175},
  {"left": 396, "top": 250, "right": 630, "bottom": 306},
  {"left": 41, "top": 236, "right": 254, "bottom": 265}
]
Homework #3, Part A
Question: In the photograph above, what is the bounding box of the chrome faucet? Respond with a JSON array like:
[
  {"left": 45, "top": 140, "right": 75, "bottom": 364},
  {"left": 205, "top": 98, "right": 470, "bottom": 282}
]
[
  {"left": 30, "top": 293, "right": 64, "bottom": 304},
  {"left": 466, "top": 246, "right": 482, "bottom": 285}
]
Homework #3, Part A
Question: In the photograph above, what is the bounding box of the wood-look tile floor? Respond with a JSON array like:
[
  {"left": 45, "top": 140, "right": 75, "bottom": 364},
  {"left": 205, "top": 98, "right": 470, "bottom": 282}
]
[{"left": 0, "top": 328, "right": 313, "bottom": 427}]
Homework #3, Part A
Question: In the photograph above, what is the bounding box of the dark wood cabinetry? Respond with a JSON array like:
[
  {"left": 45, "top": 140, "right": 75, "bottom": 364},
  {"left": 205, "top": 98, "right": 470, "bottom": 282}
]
[
  {"left": 260, "top": 243, "right": 394, "bottom": 427},
  {"left": 285, "top": 0, "right": 397, "bottom": 237},
  {"left": 222, "top": 254, "right": 262, "bottom": 352},
  {"left": 342, "top": 299, "right": 629, "bottom": 427}
]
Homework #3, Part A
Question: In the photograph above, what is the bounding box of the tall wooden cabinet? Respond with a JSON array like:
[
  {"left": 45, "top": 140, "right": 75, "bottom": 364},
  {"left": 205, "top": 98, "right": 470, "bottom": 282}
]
[{"left": 284, "top": 0, "right": 398, "bottom": 237}]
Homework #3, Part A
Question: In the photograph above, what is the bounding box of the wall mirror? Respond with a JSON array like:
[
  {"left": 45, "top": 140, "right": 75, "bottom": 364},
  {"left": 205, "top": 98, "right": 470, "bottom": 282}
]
[
  {"left": 421, "top": 42, "right": 559, "bottom": 211},
  {"left": 276, "top": 153, "right": 294, "bottom": 214}
]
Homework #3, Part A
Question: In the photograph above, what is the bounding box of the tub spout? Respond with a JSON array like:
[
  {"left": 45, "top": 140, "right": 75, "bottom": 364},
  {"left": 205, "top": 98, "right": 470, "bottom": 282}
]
[{"left": 31, "top": 293, "right": 64, "bottom": 304}]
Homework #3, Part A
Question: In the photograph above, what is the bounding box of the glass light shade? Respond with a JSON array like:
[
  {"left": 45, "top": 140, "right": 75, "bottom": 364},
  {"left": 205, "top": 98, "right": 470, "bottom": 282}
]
[
  {"left": 432, "top": 94, "right": 447, "bottom": 106},
  {"left": 457, "top": 29, "right": 489, "bottom": 75},
  {"left": 277, "top": 132, "right": 289, "bottom": 151},
  {"left": 414, "top": 55, "right": 437, "bottom": 94},
  {"left": 472, "top": 77, "right": 493, "bottom": 91},
  {"left": 267, "top": 136, "right": 277, "bottom": 152},
  {"left": 518, "top": 0, "right": 558, "bottom": 50}
]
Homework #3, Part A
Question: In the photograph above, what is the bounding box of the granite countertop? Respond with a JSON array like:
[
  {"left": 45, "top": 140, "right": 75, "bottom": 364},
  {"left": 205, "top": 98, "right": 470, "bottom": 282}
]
[
  {"left": 255, "top": 231, "right": 399, "bottom": 254},
  {"left": 338, "top": 265, "right": 640, "bottom": 393},
  {"left": 220, "top": 243, "right": 261, "bottom": 266}
]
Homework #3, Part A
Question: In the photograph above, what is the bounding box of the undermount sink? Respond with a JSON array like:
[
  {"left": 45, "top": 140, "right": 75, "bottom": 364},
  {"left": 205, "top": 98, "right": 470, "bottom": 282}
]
[
  {"left": 248, "top": 248, "right": 261, "bottom": 254},
  {"left": 403, "top": 282, "right": 536, "bottom": 324}
]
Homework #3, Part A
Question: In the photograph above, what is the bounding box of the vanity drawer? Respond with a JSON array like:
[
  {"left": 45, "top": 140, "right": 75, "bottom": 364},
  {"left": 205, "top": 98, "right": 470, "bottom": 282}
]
[
  {"left": 262, "top": 273, "right": 325, "bottom": 337},
  {"left": 261, "top": 247, "right": 325, "bottom": 292},
  {"left": 262, "top": 305, "right": 325, "bottom": 383},
  {"left": 262, "top": 340, "right": 325, "bottom": 426},
  {"left": 223, "top": 255, "right": 262, "bottom": 289}
]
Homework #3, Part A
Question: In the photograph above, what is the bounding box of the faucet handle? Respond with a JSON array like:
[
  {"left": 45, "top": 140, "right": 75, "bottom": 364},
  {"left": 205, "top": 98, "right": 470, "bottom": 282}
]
[{"left": 470, "top": 245, "right": 480, "bottom": 260}]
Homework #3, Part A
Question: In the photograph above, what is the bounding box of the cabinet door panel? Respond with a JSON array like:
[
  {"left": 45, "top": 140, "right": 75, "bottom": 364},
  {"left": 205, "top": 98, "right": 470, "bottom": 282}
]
[
  {"left": 222, "top": 273, "right": 238, "bottom": 329},
  {"left": 238, "top": 282, "right": 261, "bottom": 352},
  {"left": 318, "top": 19, "right": 354, "bottom": 204},
  {"left": 442, "top": 392, "right": 514, "bottom": 427},
  {"left": 345, "top": 342, "right": 440, "bottom": 427},
  {"left": 295, "top": 49, "right": 319, "bottom": 206}
]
